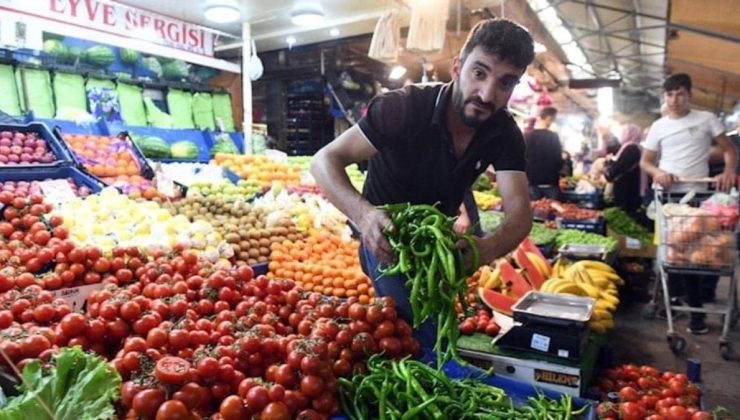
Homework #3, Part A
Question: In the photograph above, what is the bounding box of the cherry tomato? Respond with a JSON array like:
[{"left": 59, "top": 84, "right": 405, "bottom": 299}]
[
  {"left": 246, "top": 386, "right": 270, "bottom": 412},
  {"left": 132, "top": 388, "right": 166, "bottom": 418},
  {"left": 155, "top": 400, "right": 189, "bottom": 420},
  {"left": 261, "top": 401, "right": 291, "bottom": 420},
  {"left": 219, "top": 395, "right": 245, "bottom": 420}
]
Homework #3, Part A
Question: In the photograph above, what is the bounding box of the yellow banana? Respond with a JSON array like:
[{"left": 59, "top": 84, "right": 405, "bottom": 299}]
[
  {"left": 526, "top": 252, "right": 550, "bottom": 277},
  {"left": 483, "top": 266, "right": 502, "bottom": 290},
  {"left": 600, "top": 291, "right": 620, "bottom": 307},
  {"left": 587, "top": 272, "right": 612, "bottom": 289},
  {"left": 578, "top": 282, "right": 602, "bottom": 299},
  {"left": 595, "top": 299, "right": 617, "bottom": 312},
  {"left": 554, "top": 282, "right": 589, "bottom": 297},
  {"left": 592, "top": 308, "right": 612, "bottom": 321},
  {"left": 479, "top": 265, "right": 492, "bottom": 285},
  {"left": 578, "top": 260, "right": 616, "bottom": 274},
  {"left": 542, "top": 277, "right": 572, "bottom": 294},
  {"left": 590, "top": 320, "right": 607, "bottom": 334},
  {"left": 601, "top": 316, "right": 614, "bottom": 329}
]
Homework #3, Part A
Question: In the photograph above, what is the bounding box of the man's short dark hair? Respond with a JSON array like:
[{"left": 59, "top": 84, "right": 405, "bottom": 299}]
[
  {"left": 663, "top": 73, "right": 692, "bottom": 93},
  {"left": 460, "top": 18, "right": 535, "bottom": 70},
  {"left": 539, "top": 106, "right": 557, "bottom": 119}
]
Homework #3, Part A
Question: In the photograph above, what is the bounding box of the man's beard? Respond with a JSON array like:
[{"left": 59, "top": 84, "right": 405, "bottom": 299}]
[{"left": 452, "top": 87, "right": 498, "bottom": 128}]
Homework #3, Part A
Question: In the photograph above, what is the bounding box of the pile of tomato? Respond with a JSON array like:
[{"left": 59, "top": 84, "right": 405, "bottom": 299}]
[
  {"left": 594, "top": 364, "right": 711, "bottom": 420},
  {"left": 458, "top": 309, "right": 501, "bottom": 337}
]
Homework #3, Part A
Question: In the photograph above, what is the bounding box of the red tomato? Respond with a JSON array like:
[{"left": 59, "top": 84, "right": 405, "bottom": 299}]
[
  {"left": 155, "top": 400, "right": 190, "bottom": 420},
  {"left": 154, "top": 357, "right": 191, "bottom": 385},
  {"left": 666, "top": 405, "right": 690, "bottom": 420},
  {"left": 618, "top": 386, "right": 640, "bottom": 402},
  {"left": 219, "top": 395, "right": 245, "bottom": 420},
  {"left": 132, "top": 389, "right": 166, "bottom": 418},
  {"left": 300, "top": 375, "right": 324, "bottom": 398},
  {"left": 261, "top": 402, "right": 291, "bottom": 420},
  {"left": 172, "top": 382, "right": 205, "bottom": 410},
  {"left": 246, "top": 386, "right": 270, "bottom": 412},
  {"left": 619, "top": 402, "right": 645, "bottom": 420},
  {"left": 690, "top": 412, "right": 712, "bottom": 420}
]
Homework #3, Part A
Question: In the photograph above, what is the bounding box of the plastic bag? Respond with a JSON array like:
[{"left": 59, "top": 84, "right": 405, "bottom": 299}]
[
  {"left": 212, "top": 93, "right": 235, "bottom": 131},
  {"left": 0, "top": 64, "right": 21, "bottom": 116},
  {"left": 144, "top": 97, "right": 174, "bottom": 129},
  {"left": 192, "top": 92, "right": 215, "bottom": 130},
  {"left": 166, "top": 89, "right": 195, "bottom": 129},
  {"left": 116, "top": 83, "right": 147, "bottom": 126},
  {"left": 15, "top": 67, "right": 55, "bottom": 118},
  {"left": 53, "top": 72, "right": 87, "bottom": 113}
]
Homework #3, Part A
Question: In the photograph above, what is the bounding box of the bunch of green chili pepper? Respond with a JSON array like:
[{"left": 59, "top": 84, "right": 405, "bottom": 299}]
[
  {"left": 339, "top": 355, "right": 587, "bottom": 420},
  {"left": 377, "top": 203, "right": 478, "bottom": 367}
]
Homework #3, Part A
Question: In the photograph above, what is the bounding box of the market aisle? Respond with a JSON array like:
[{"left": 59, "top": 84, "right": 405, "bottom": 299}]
[{"left": 611, "top": 275, "right": 740, "bottom": 411}]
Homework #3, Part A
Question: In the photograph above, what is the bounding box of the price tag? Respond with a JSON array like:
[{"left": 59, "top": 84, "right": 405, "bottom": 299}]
[
  {"left": 154, "top": 165, "right": 177, "bottom": 197},
  {"left": 625, "top": 237, "right": 642, "bottom": 250},
  {"left": 530, "top": 333, "right": 551, "bottom": 353},
  {"left": 557, "top": 349, "right": 570, "bottom": 358},
  {"left": 49, "top": 283, "right": 104, "bottom": 312},
  {"left": 39, "top": 179, "right": 76, "bottom": 206}
]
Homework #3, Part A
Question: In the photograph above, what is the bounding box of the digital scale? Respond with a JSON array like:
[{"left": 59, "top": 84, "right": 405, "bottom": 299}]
[{"left": 494, "top": 291, "right": 595, "bottom": 361}]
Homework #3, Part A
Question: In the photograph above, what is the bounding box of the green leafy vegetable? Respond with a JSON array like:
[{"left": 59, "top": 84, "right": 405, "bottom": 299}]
[
  {"left": 555, "top": 229, "right": 617, "bottom": 252},
  {"left": 0, "top": 346, "right": 121, "bottom": 420},
  {"left": 603, "top": 207, "right": 651, "bottom": 243},
  {"left": 479, "top": 211, "right": 557, "bottom": 245}
]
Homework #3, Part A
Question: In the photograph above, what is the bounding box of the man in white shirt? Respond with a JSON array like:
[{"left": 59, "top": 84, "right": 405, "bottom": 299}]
[{"left": 640, "top": 73, "right": 737, "bottom": 334}]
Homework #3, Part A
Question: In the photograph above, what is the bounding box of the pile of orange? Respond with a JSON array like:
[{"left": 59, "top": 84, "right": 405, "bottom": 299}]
[
  {"left": 267, "top": 231, "right": 375, "bottom": 303},
  {"left": 63, "top": 134, "right": 157, "bottom": 196},
  {"left": 212, "top": 153, "right": 302, "bottom": 187}
]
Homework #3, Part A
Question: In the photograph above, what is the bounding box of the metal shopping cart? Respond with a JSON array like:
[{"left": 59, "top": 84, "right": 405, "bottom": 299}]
[{"left": 643, "top": 180, "right": 739, "bottom": 359}]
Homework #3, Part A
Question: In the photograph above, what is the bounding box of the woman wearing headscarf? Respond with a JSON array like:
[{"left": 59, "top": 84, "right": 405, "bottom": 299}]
[{"left": 602, "top": 123, "right": 644, "bottom": 214}]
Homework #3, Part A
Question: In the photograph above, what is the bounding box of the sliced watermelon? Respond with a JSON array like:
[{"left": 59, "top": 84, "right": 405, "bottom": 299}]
[
  {"left": 479, "top": 287, "right": 517, "bottom": 316},
  {"left": 519, "top": 237, "right": 552, "bottom": 275},
  {"left": 498, "top": 259, "right": 533, "bottom": 298},
  {"left": 513, "top": 248, "right": 545, "bottom": 290}
]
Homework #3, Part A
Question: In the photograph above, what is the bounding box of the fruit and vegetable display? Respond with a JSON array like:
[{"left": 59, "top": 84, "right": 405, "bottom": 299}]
[
  {"left": 603, "top": 207, "right": 651, "bottom": 243},
  {"left": 169, "top": 140, "right": 200, "bottom": 160},
  {"left": 164, "top": 194, "right": 302, "bottom": 265},
  {"left": 473, "top": 190, "right": 502, "bottom": 210},
  {"left": 379, "top": 203, "right": 478, "bottom": 366},
  {"left": 267, "top": 232, "right": 374, "bottom": 302},
  {"left": 210, "top": 134, "right": 240, "bottom": 157},
  {"left": 187, "top": 179, "right": 264, "bottom": 201},
  {"left": 1, "top": 178, "right": 95, "bottom": 198},
  {"left": 532, "top": 198, "right": 602, "bottom": 220},
  {"left": 212, "top": 153, "right": 302, "bottom": 187},
  {"left": 132, "top": 135, "right": 171, "bottom": 159},
  {"left": 55, "top": 188, "right": 225, "bottom": 255},
  {"left": 594, "top": 364, "right": 711, "bottom": 420},
  {"left": 62, "top": 134, "right": 158, "bottom": 195},
  {"left": 0, "top": 129, "right": 58, "bottom": 165},
  {"left": 458, "top": 309, "right": 501, "bottom": 337},
  {"left": 479, "top": 211, "right": 558, "bottom": 246},
  {"left": 339, "top": 355, "right": 585, "bottom": 419},
  {"left": 254, "top": 188, "right": 352, "bottom": 238},
  {"left": 555, "top": 229, "right": 617, "bottom": 253}
]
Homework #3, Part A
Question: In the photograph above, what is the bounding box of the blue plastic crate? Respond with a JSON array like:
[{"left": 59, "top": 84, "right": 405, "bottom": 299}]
[
  {"left": 557, "top": 217, "right": 606, "bottom": 235},
  {"left": 105, "top": 122, "right": 212, "bottom": 163},
  {"left": 560, "top": 190, "right": 604, "bottom": 210},
  {"left": 0, "top": 165, "right": 104, "bottom": 194},
  {"left": 25, "top": 112, "right": 107, "bottom": 136},
  {"left": 0, "top": 122, "right": 76, "bottom": 169}
]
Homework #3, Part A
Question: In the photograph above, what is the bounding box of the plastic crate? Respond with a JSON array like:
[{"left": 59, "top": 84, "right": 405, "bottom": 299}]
[
  {"left": 560, "top": 190, "right": 604, "bottom": 210},
  {"left": 105, "top": 122, "right": 212, "bottom": 163},
  {"left": 557, "top": 217, "right": 606, "bottom": 235},
  {"left": 0, "top": 122, "right": 76, "bottom": 169},
  {"left": 25, "top": 112, "right": 107, "bottom": 136},
  {"left": 0, "top": 165, "right": 104, "bottom": 195}
]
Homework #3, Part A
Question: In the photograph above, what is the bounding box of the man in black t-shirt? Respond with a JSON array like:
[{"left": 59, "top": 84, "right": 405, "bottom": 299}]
[
  {"left": 525, "top": 106, "right": 562, "bottom": 199},
  {"left": 311, "top": 19, "right": 535, "bottom": 354}
]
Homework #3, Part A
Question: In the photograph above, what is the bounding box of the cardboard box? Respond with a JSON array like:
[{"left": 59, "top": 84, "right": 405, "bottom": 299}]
[
  {"left": 458, "top": 348, "right": 588, "bottom": 397},
  {"left": 49, "top": 283, "right": 104, "bottom": 312},
  {"left": 607, "top": 227, "right": 656, "bottom": 259}
]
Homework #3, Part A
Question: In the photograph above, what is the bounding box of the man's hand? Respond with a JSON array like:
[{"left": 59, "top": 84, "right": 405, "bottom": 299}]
[
  {"left": 654, "top": 170, "right": 677, "bottom": 189},
  {"left": 453, "top": 211, "right": 471, "bottom": 235},
  {"left": 715, "top": 170, "right": 736, "bottom": 192},
  {"left": 358, "top": 207, "right": 396, "bottom": 264}
]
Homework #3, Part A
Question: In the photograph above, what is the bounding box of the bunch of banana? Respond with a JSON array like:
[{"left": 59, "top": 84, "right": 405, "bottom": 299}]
[
  {"left": 473, "top": 190, "right": 502, "bottom": 210},
  {"left": 540, "top": 259, "right": 624, "bottom": 334},
  {"left": 479, "top": 263, "right": 502, "bottom": 290}
]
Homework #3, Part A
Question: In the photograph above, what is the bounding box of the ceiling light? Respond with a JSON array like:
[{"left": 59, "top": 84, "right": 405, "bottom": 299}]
[
  {"left": 534, "top": 41, "right": 546, "bottom": 53},
  {"left": 389, "top": 65, "right": 407, "bottom": 80},
  {"left": 291, "top": 4, "right": 325, "bottom": 26},
  {"left": 286, "top": 36, "right": 297, "bottom": 47},
  {"left": 329, "top": 28, "right": 340, "bottom": 37},
  {"left": 204, "top": 0, "right": 241, "bottom": 23}
]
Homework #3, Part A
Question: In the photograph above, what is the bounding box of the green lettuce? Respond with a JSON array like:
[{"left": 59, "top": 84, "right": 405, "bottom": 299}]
[{"left": 0, "top": 346, "right": 121, "bottom": 420}]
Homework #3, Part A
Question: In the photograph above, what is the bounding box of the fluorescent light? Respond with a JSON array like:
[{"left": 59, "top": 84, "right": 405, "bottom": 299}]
[
  {"left": 389, "top": 65, "right": 407, "bottom": 80},
  {"left": 286, "top": 36, "right": 297, "bottom": 47},
  {"left": 597, "top": 87, "right": 614, "bottom": 116},
  {"left": 204, "top": 1, "right": 240, "bottom": 23},
  {"left": 329, "top": 28, "right": 340, "bottom": 37},
  {"left": 291, "top": 8, "right": 325, "bottom": 26}
]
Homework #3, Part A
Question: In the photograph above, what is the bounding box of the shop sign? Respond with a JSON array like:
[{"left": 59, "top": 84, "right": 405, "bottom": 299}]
[
  {"left": 533, "top": 369, "right": 580, "bottom": 388},
  {"left": 0, "top": 0, "right": 214, "bottom": 56}
]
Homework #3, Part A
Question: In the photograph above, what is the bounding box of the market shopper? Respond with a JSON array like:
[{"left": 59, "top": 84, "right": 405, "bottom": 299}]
[
  {"left": 311, "top": 18, "right": 535, "bottom": 354},
  {"left": 524, "top": 106, "right": 562, "bottom": 200},
  {"left": 640, "top": 73, "right": 738, "bottom": 334},
  {"left": 600, "top": 123, "right": 643, "bottom": 215}
]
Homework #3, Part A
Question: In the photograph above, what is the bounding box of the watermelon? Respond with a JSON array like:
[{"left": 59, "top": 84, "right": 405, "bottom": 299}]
[
  {"left": 120, "top": 48, "right": 139, "bottom": 65},
  {"left": 478, "top": 288, "right": 517, "bottom": 316},
  {"left": 43, "top": 39, "right": 68, "bottom": 56},
  {"left": 134, "top": 135, "right": 170, "bottom": 159},
  {"left": 161, "top": 60, "right": 189, "bottom": 80},
  {"left": 498, "top": 260, "right": 533, "bottom": 298},
  {"left": 142, "top": 57, "right": 162, "bottom": 77},
  {"left": 170, "top": 141, "right": 199, "bottom": 159},
  {"left": 84, "top": 46, "right": 115, "bottom": 67},
  {"left": 513, "top": 248, "right": 545, "bottom": 290},
  {"left": 210, "top": 134, "right": 239, "bottom": 157}
]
